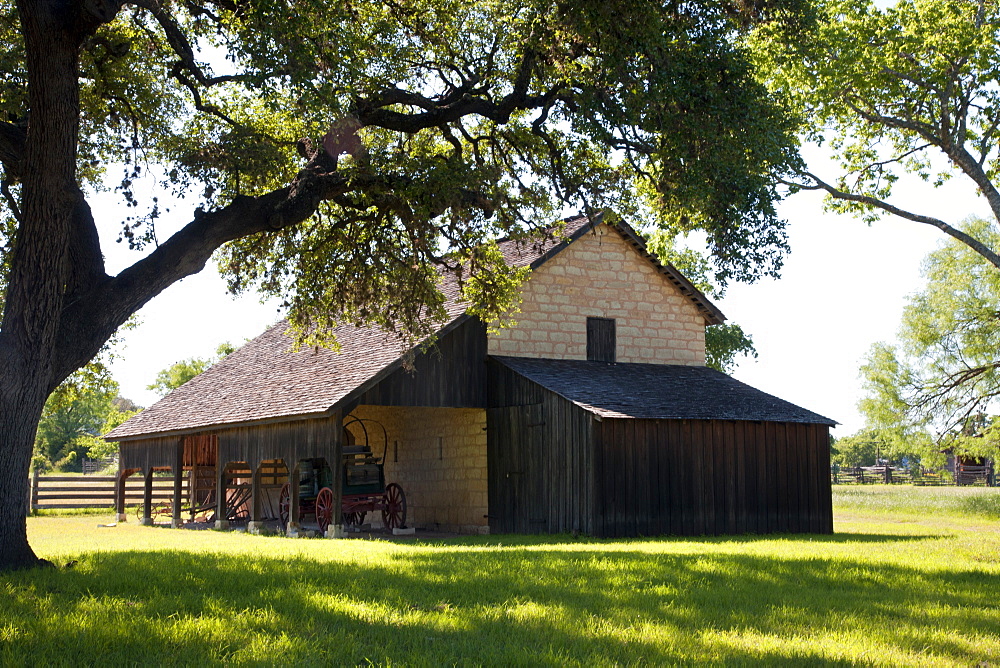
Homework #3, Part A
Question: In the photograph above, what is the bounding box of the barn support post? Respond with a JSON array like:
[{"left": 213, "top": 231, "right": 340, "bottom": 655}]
[
  {"left": 325, "top": 417, "right": 345, "bottom": 538},
  {"left": 171, "top": 439, "right": 184, "bottom": 528},
  {"left": 215, "top": 462, "right": 229, "bottom": 529},
  {"left": 248, "top": 461, "right": 264, "bottom": 535},
  {"left": 29, "top": 467, "right": 38, "bottom": 515},
  {"left": 141, "top": 468, "right": 154, "bottom": 525},
  {"left": 287, "top": 463, "right": 302, "bottom": 537},
  {"left": 114, "top": 469, "right": 131, "bottom": 522}
]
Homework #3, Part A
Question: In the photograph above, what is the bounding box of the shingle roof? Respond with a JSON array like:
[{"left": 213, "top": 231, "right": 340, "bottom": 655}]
[
  {"left": 492, "top": 356, "right": 836, "bottom": 425},
  {"left": 106, "top": 215, "right": 727, "bottom": 440}
]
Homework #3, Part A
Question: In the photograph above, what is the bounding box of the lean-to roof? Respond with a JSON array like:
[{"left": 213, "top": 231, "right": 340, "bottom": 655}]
[{"left": 493, "top": 356, "right": 836, "bottom": 425}]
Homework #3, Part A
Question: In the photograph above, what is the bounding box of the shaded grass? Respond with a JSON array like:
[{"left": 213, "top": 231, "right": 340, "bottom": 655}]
[{"left": 2, "top": 487, "right": 999, "bottom": 665}]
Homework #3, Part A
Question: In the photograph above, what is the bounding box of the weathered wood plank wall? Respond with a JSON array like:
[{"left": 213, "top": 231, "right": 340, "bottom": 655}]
[
  {"left": 216, "top": 414, "right": 341, "bottom": 471},
  {"left": 488, "top": 360, "right": 832, "bottom": 538},
  {"left": 358, "top": 318, "right": 488, "bottom": 408},
  {"left": 593, "top": 418, "right": 832, "bottom": 537},
  {"left": 120, "top": 436, "right": 180, "bottom": 472},
  {"left": 487, "top": 360, "right": 594, "bottom": 535}
]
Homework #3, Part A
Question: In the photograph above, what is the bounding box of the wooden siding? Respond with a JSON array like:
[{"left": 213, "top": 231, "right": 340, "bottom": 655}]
[
  {"left": 121, "top": 415, "right": 342, "bottom": 490},
  {"left": 593, "top": 418, "right": 832, "bottom": 537},
  {"left": 488, "top": 359, "right": 832, "bottom": 538},
  {"left": 358, "top": 318, "right": 488, "bottom": 408},
  {"left": 121, "top": 436, "right": 181, "bottom": 472},
  {"left": 216, "top": 414, "right": 342, "bottom": 471},
  {"left": 487, "top": 360, "right": 594, "bottom": 534}
]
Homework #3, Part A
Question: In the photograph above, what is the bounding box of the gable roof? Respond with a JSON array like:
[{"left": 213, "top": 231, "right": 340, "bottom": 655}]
[
  {"left": 106, "top": 215, "right": 725, "bottom": 441},
  {"left": 493, "top": 356, "right": 836, "bottom": 425}
]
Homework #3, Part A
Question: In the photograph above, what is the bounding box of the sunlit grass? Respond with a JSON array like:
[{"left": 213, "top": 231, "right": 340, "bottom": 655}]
[
  {"left": 833, "top": 484, "right": 1000, "bottom": 520},
  {"left": 3, "top": 486, "right": 999, "bottom": 665}
]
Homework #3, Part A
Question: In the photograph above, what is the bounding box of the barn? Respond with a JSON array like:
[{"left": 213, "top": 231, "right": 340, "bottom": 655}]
[{"left": 105, "top": 215, "right": 835, "bottom": 537}]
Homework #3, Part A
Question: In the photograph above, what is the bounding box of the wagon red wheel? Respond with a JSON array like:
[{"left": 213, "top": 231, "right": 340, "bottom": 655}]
[
  {"left": 315, "top": 487, "right": 335, "bottom": 533},
  {"left": 278, "top": 482, "right": 290, "bottom": 530},
  {"left": 381, "top": 483, "right": 406, "bottom": 531}
]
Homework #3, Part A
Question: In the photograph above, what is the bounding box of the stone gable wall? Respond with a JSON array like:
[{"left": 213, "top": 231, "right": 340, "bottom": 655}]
[{"left": 488, "top": 224, "right": 707, "bottom": 365}]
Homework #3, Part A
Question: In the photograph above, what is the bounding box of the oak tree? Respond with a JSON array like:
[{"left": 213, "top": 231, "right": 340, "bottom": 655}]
[
  {"left": 756, "top": 0, "right": 1000, "bottom": 268},
  {"left": 0, "top": 0, "right": 804, "bottom": 569}
]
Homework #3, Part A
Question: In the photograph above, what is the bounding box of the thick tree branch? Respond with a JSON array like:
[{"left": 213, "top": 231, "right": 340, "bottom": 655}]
[
  {"left": 64, "top": 192, "right": 107, "bottom": 300},
  {"left": 793, "top": 172, "right": 1000, "bottom": 270},
  {"left": 131, "top": 0, "right": 269, "bottom": 86},
  {"left": 353, "top": 49, "right": 541, "bottom": 132},
  {"left": 0, "top": 178, "right": 21, "bottom": 221},
  {"left": 51, "top": 163, "right": 416, "bottom": 382},
  {"left": 0, "top": 121, "right": 26, "bottom": 178},
  {"left": 845, "top": 100, "right": 941, "bottom": 145},
  {"left": 943, "top": 144, "right": 1000, "bottom": 225}
]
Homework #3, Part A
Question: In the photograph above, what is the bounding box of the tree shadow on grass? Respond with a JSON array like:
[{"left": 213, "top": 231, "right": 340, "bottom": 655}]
[{"left": 1, "top": 538, "right": 997, "bottom": 665}]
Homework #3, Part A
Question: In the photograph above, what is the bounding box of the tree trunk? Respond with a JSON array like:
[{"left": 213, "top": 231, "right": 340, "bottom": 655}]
[
  {"left": 0, "top": 383, "right": 49, "bottom": 570},
  {"left": 0, "top": 1, "right": 91, "bottom": 571}
]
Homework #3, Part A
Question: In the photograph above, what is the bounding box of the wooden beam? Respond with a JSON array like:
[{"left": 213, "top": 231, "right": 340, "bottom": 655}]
[
  {"left": 287, "top": 462, "right": 302, "bottom": 536},
  {"left": 215, "top": 463, "right": 229, "bottom": 529},
  {"left": 172, "top": 438, "right": 184, "bottom": 528},
  {"left": 142, "top": 468, "right": 154, "bottom": 526}
]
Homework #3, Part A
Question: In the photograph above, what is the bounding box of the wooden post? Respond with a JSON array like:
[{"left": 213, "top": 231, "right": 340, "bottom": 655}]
[
  {"left": 327, "top": 415, "right": 344, "bottom": 538},
  {"left": 29, "top": 467, "right": 39, "bottom": 514},
  {"left": 215, "top": 462, "right": 229, "bottom": 529},
  {"left": 248, "top": 462, "right": 264, "bottom": 534},
  {"left": 115, "top": 470, "right": 127, "bottom": 521},
  {"left": 172, "top": 439, "right": 184, "bottom": 528},
  {"left": 288, "top": 463, "right": 301, "bottom": 536},
  {"left": 142, "top": 468, "right": 154, "bottom": 525}
]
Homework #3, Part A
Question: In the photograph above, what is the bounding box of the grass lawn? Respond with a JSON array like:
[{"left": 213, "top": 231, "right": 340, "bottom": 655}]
[{"left": 3, "top": 486, "right": 999, "bottom": 665}]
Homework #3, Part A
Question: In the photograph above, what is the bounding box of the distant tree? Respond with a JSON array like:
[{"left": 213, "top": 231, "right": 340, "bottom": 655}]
[
  {"left": 80, "top": 402, "right": 141, "bottom": 463},
  {"left": 830, "top": 431, "right": 881, "bottom": 468},
  {"left": 858, "top": 217, "right": 1000, "bottom": 462},
  {"left": 831, "top": 428, "right": 930, "bottom": 468},
  {"left": 645, "top": 231, "right": 757, "bottom": 373},
  {"left": 34, "top": 364, "right": 118, "bottom": 471},
  {"left": 147, "top": 342, "right": 235, "bottom": 396}
]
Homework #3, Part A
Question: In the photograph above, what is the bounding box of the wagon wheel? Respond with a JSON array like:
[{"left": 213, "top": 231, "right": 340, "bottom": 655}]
[
  {"left": 315, "top": 487, "right": 335, "bottom": 534},
  {"left": 278, "top": 482, "right": 290, "bottom": 530},
  {"left": 381, "top": 483, "right": 406, "bottom": 531}
]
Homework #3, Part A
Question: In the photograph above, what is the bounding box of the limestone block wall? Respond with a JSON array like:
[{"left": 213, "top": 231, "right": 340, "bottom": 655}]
[
  {"left": 488, "top": 224, "right": 707, "bottom": 365},
  {"left": 346, "top": 405, "right": 488, "bottom": 534}
]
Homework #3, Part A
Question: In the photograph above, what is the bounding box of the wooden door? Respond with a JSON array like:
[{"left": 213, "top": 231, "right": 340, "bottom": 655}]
[{"left": 487, "top": 403, "right": 548, "bottom": 533}]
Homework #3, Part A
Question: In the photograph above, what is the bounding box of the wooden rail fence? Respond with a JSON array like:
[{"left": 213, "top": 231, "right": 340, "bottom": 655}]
[
  {"left": 831, "top": 464, "right": 995, "bottom": 487},
  {"left": 27, "top": 471, "right": 190, "bottom": 512}
]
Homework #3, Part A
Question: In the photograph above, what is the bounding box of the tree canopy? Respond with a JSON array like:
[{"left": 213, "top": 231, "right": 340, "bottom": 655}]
[
  {"left": 0, "top": 0, "right": 809, "bottom": 570},
  {"left": 755, "top": 0, "right": 1000, "bottom": 267},
  {"left": 858, "top": 216, "right": 1000, "bottom": 461}
]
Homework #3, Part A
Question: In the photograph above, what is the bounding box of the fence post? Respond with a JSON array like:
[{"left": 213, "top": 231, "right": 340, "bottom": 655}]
[{"left": 29, "top": 467, "right": 39, "bottom": 513}]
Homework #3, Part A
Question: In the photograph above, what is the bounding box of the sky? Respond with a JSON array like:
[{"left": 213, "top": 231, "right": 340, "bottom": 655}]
[{"left": 96, "top": 149, "right": 991, "bottom": 436}]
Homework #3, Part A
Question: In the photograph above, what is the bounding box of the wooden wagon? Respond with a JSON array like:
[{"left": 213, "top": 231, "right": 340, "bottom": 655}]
[{"left": 278, "top": 418, "right": 406, "bottom": 533}]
